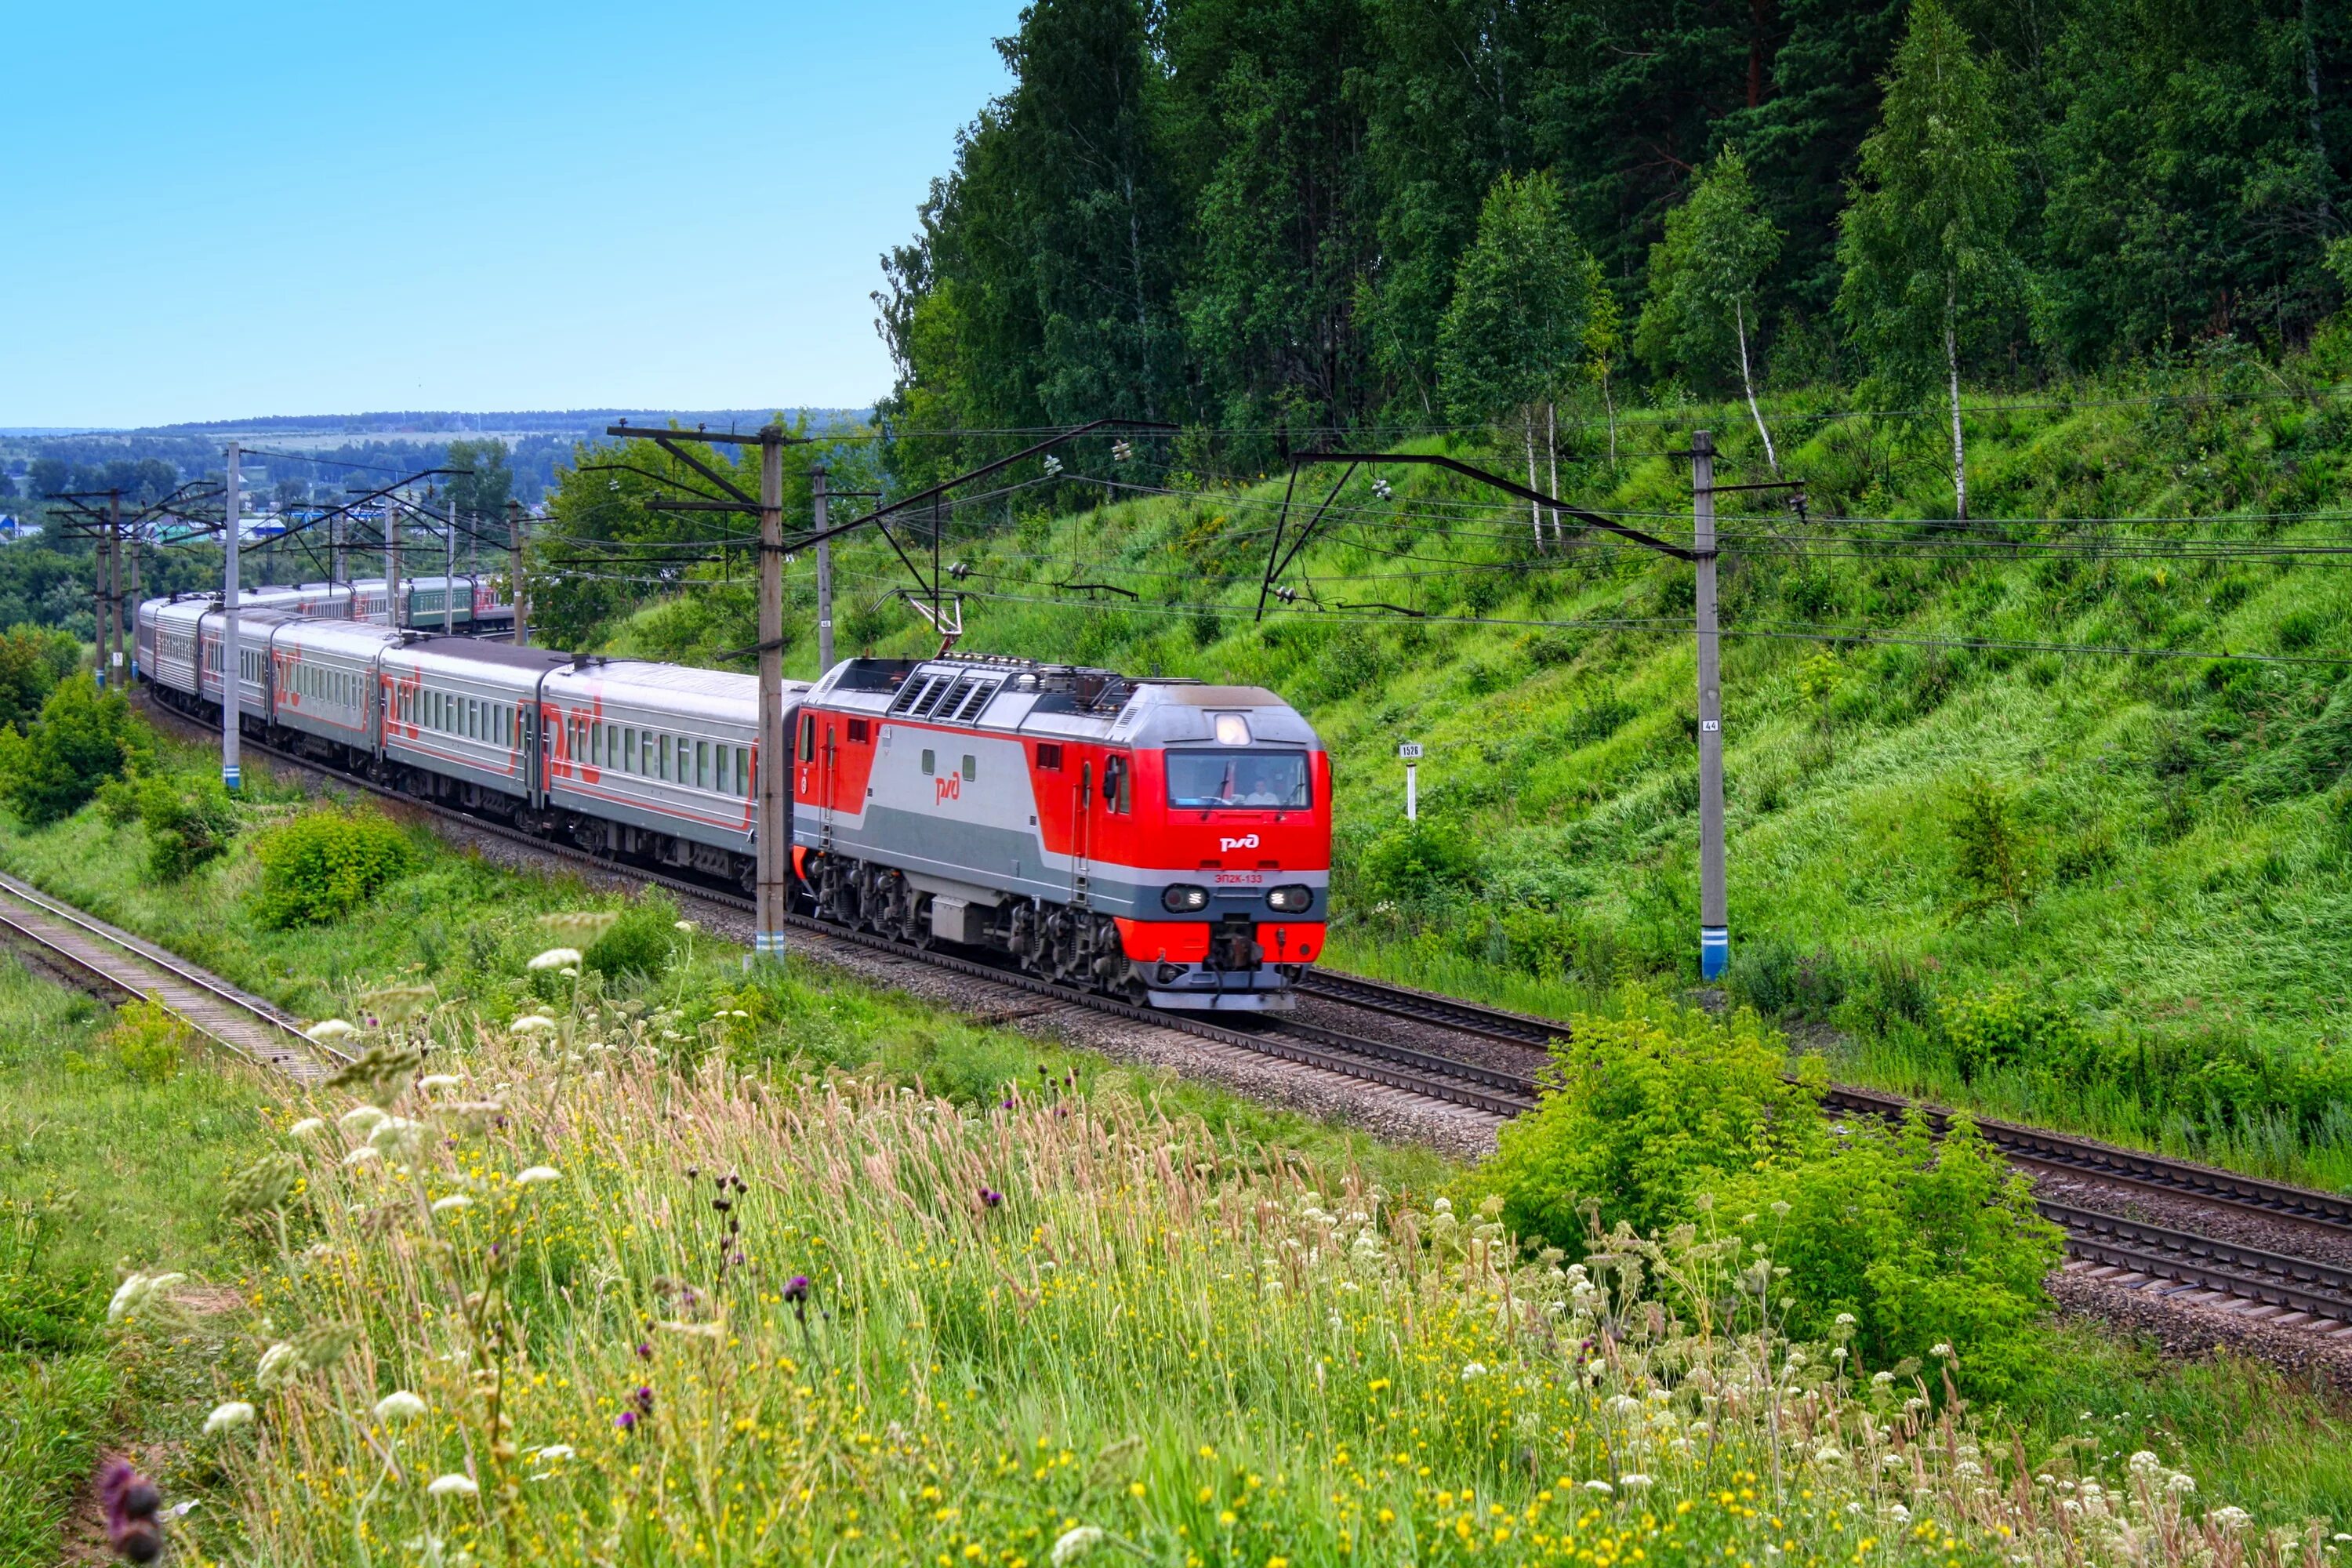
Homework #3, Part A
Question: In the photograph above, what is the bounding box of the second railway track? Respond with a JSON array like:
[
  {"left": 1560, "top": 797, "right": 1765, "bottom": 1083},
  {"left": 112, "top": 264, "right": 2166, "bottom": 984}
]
[
  {"left": 0, "top": 871, "right": 343, "bottom": 1081},
  {"left": 122, "top": 701, "right": 2352, "bottom": 1340}
]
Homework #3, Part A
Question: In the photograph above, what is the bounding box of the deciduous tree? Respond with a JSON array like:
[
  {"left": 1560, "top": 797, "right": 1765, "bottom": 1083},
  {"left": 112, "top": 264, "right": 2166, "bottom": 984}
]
[{"left": 1835, "top": 0, "right": 2026, "bottom": 520}]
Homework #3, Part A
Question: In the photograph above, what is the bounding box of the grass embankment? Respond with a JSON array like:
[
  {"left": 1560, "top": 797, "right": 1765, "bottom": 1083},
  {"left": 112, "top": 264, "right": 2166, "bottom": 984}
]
[
  {"left": 0, "top": 747, "right": 2347, "bottom": 1562},
  {"left": 603, "top": 365, "right": 2352, "bottom": 1187},
  {"left": 104, "top": 1003, "right": 2352, "bottom": 1565}
]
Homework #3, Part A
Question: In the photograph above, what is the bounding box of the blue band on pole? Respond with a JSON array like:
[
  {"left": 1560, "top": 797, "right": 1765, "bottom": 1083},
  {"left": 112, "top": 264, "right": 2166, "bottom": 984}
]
[
  {"left": 223, "top": 767, "right": 241, "bottom": 791},
  {"left": 1699, "top": 926, "right": 1729, "bottom": 981},
  {"left": 753, "top": 931, "right": 786, "bottom": 956}
]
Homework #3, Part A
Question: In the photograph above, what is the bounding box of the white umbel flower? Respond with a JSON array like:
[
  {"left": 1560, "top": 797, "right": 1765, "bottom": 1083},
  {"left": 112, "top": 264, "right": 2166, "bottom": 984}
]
[
  {"left": 418, "top": 1073, "right": 463, "bottom": 1091},
  {"left": 509, "top": 1014, "right": 557, "bottom": 1035},
  {"left": 202, "top": 1400, "right": 256, "bottom": 1435},
  {"left": 514, "top": 1166, "right": 561, "bottom": 1188},
  {"left": 1051, "top": 1525, "right": 1105, "bottom": 1565},
  {"left": 307, "top": 1018, "right": 358, "bottom": 1042},
  {"left": 426, "top": 1472, "right": 479, "bottom": 1498},
  {"left": 338, "top": 1105, "right": 388, "bottom": 1134},
  {"left": 431, "top": 1194, "right": 474, "bottom": 1214},
  {"left": 373, "top": 1390, "right": 428, "bottom": 1422},
  {"left": 526, "top": 948, "right": 582, "bottom": 971},
  {"left": 288, "top": 1117, "right": 327, "bottom": 1138}
]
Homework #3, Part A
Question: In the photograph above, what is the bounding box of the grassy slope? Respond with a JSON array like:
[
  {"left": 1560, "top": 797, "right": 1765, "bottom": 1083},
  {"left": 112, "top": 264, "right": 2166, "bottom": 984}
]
[{"left": 641, "top": 361, "right": 2352, "bottom": 1185}]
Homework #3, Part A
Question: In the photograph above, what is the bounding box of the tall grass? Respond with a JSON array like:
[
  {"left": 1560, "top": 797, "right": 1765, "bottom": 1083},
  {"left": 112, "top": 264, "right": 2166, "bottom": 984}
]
[{"left": 139, "top": 989, "right": 2335, "bottom": 1566}]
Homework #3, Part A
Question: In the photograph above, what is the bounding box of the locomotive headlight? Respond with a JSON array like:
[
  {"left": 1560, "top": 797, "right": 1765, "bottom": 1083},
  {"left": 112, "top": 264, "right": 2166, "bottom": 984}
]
[
  {"left": 1161, "top": 884, "right": 1210, "bottom": 913},
  {"left": 1266, "top": 884, "right": 1315, "bottom": 913}
]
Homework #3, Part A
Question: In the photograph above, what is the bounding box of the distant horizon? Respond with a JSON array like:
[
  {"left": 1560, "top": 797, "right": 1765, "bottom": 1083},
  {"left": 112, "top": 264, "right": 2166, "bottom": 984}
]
[{"left": 4, "top": 405, "right": 877, "bottom": 441}]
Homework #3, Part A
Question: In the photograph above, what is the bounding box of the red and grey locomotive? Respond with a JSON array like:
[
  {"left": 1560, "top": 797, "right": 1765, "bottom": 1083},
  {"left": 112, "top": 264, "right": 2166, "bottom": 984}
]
[{"left": 793, "top": 655, "right": 1330, "bottom": 1010}]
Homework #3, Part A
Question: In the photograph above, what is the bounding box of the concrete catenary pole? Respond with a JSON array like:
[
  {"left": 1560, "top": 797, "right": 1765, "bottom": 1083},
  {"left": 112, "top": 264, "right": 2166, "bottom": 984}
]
[
  {"left": 387, "top": 496, "right": 404, "bottom": 630},
  {"left": 811, "top": 463, "right": 833, "bottom": 670},
  {"left": 443, "top": 495, "right": 456, "bottom": 633},
  {"left": 506, "top": 499, "right": 529, "bottom": 648},
  {"left": 104, "top": 490, "right": 123, "bottom": 688},
  {"left": 753, "top": 428, "right": 788, "bottom": 961},
  {"left": 1693, "top": 429, "right": 1727, "bottom": 982},
  {"left": 332, "top": 508, "right": 347, "bottom": 615},
  {"left": 222, "top": 442, "right": 242, "bottom": 791}
]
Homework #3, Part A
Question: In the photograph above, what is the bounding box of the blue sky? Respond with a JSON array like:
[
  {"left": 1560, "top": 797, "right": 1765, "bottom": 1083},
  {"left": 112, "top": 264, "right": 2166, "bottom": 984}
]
[{"left": 2, "top": 2, "right": 1020, "bottom": 428}]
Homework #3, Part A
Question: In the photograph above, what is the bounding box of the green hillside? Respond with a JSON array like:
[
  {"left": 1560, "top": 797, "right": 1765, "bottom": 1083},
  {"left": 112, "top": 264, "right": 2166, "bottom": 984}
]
[{"left": 590, "top": 354, "right": 2352, "bottom": 1189}]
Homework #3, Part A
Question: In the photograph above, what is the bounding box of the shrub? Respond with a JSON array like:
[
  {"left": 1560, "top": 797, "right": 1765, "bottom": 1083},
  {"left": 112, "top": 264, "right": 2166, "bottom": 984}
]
[
  {"left": 1937, "top": 985, "right": 2089, "bottom": 1083},
  {"left": 1947, "top": 774, "right": 2037, "bottom": 923},
  {"left": 0, "top": 676, "right": 151, "bottom": 826},
  {"left": 1709, "top": 1114, "right": 2063, "bottom": 1400},
  {"left": 1472, "top": 1004, "right": 1828, "bottom": 1250},
  {"left": 132, "top": 774, "right": 241, "bottom": 880},
  {"left": 1356, "top": 818, "right": 1482, "bottom": 906},
  {"left": 583, "top": 893, "right": 681, "bottom": 980},
  {"left": 102, "top": 997, "right": 188, "bottom": 1083},
  {"left": 252, "top": 806, "right": 416, "bottom": 927},
  {"left": 0, "top": 623, "right": 76, "bottom": 733}
]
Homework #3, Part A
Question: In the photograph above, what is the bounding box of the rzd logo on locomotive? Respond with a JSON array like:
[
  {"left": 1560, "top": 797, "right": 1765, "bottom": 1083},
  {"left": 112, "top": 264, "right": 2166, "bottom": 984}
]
[
  {"left": 935, "top": 775, "right": 962, "bottom": 804},
  {"left": 1219, "top": 833, "right": 1260, "bottom": 853}
]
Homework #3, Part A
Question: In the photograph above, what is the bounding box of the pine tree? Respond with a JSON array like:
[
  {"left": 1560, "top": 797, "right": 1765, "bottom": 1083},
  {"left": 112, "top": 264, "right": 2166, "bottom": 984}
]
[
  {"left": 1638, "top": 146, "right": 1788, "bottom": 475},
  {"left": 1835, "top": 0, "right": 2025, "bottom": 520}
]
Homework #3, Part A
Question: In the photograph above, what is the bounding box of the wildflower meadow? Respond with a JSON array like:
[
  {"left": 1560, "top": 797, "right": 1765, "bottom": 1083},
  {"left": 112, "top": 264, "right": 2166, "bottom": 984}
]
[{"left": 89, "top": 942, "right": 2336, "bottom": 1568}]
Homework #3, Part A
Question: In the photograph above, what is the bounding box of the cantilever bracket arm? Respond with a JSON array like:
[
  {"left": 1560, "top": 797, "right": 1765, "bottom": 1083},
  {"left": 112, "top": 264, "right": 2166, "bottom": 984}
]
[{"left": 1291, "top": 449, "right": 1700, "bottom": 562}]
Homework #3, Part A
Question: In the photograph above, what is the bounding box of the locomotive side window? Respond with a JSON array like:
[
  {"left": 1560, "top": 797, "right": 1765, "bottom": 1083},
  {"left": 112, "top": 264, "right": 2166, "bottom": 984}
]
[
  {"left": 1166, "top": 750, "right": 1311, "bottom": 811},
  {"left": 799, "top": 714, "right": 816, "bottom": 762},
  {"left": 961, "top": 754, "right": 976, "bottom": 781},
  {"left": 1104, "top": 756, "right": 1130, "bottom": 813},
  {"left": 920, "top": 750, "right": 935, "bottom": 776},
  {"left": 1036, "top": 742, "right": 1063, "bottom": 771}
]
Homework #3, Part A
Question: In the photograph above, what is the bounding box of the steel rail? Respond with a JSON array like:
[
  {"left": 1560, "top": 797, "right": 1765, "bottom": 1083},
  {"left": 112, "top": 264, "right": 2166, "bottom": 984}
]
[
  {"left": 151, "top": 711, "right": 1526, "bottom": 1117},
  {"left": 1305, "top": 967, "right": 2352, "bottom": 1240},
  {"left": 0, "top": 871, "right": 346, "bottom": 1077},
  {"left": 2040, "top": 1200, "right": 2352, "bottom": 1321},
  {"left": 142, "top": 697, "right": 2352, "bottom": 1329}
]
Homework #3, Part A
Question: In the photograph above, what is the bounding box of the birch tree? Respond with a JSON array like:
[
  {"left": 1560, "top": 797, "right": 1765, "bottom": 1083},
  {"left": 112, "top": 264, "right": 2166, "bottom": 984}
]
[
  {"left": 1834, "top": 0, "right": 2025, "bottom": 521},
  {"left": 1438, "top": 171, "right": 1597, "bottom": 546},
  {"left": 1638, "top": 146, "right": 1786, "bottom": 474}
]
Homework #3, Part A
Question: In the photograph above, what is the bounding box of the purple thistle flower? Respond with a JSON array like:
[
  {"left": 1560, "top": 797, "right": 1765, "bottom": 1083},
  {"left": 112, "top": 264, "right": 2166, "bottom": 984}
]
[
  {"left": 100, "top": 1458, "right": 164, "bottom": 1563},
  {"left": 1000, "top": 1096, "right": 1015, "bottom": 1109},
  {"left": 980, "top": 1188, "right": 1003, "bottom": 1208},
  {"left": 615, "top": 1410, "right": 638, "bottom": 1432},
  {"left": 635, "top": 1341, "right": 653, "bottom": 1361},
  {"left": 633, "top": 1385, "right": 655, "bottom": 1414},
  {"left": 782, "top": 1275, "right": 811, "bottom": 1304}
]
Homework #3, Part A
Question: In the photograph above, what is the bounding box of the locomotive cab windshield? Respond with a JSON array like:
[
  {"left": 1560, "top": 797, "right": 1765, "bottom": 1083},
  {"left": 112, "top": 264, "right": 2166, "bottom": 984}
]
[{"left": 1167, "top": 749, "right": 1312, "bottom": 811}]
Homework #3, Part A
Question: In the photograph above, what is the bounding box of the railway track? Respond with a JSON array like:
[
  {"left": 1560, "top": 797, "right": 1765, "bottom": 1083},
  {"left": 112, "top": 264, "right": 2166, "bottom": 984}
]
[
  {"left": 0, "top": 872, "right": 344, "bottom": 1080},
  {"left": 125, "top": 701, "right": 2352, "bottom": 1337}
]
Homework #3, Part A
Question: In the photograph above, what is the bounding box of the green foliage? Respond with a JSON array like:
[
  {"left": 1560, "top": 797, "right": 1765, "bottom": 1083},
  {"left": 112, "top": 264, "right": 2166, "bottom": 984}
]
[
  {"left": 1937, "top": 984, "right": 2088, "bottom": 1083},
  {"left": 582, "top": 892, "right": 681, "bottom": 980},
  {"left": 252, "top": 806, "right": 417, "bottom": 928},
  {"left": 0, "top": 624, "right": 77, "bottom": 734},
  {"left": 1947, "top": 775, "right": 2037, "bottom": 923},
  {"left": 1711, "top": 1114, "right": 2065, "bottom": 1399},
  {"left": 1638, "top": 146, "right": 1784, "bottom": 394},
  {"left": 100, "top": 996, "right": 188, "bottom": 1083},
  {"left": 1835, "top": 0, "right": 2027, "bottom": 514},
  {"left": 1473, "top": 1005, "right": 1828, "bottom": 1250},
  {"left": 1437, "top": 171, "right": 1598, "bottom": 427},
  {"left": 1355, "top": 817, "right": 1481, "bottom": 906},
  {"left": 130, "top": 772, "right": 240, "bottom": 880},
  {"left": 0, "top": 674, "right": 151, "bottom": 826}
]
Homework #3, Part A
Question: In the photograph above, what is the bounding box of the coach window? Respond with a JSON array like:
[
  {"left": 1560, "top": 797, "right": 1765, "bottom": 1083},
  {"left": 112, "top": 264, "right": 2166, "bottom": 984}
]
[
  {"left": 623, "top": 728, "right": 637, "bottom": 773},
  {"left": 696, "top": 740, "right": 710, "bottom": 790},
  {"left": 735, "top": 746, "right": 750, "bottom": 796},
  {"left": 656, "top": 735, "right": 670, "bottom": 781}
]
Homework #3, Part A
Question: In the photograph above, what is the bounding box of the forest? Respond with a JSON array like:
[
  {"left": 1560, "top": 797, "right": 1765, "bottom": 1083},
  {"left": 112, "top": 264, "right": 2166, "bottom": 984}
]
[{"left": 877, "top": 0, "right": 2350, "bottom": 480}]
